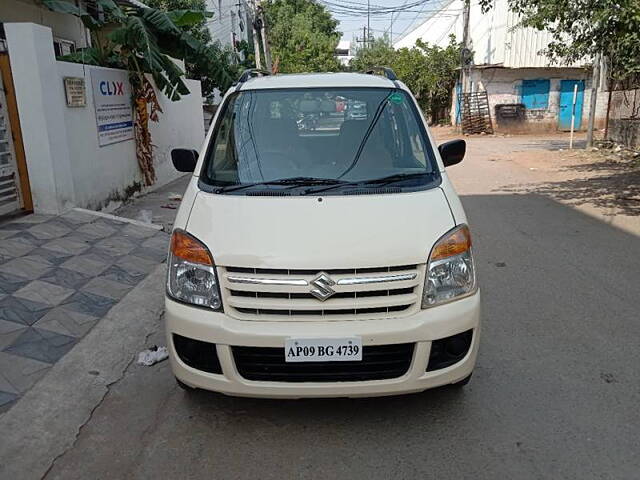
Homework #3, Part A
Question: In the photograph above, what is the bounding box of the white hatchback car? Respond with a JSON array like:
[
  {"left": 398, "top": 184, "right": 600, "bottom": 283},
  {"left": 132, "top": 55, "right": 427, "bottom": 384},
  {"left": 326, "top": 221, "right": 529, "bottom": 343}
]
[{"left": 166, "top": 69, "right": 480, "bottom": 398}]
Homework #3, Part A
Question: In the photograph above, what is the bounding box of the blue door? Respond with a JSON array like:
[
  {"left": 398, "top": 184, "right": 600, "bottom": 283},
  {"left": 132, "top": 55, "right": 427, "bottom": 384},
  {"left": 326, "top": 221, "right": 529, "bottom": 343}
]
[
  {"left": 558, "top": 80, "right": 585, "bottom": 130},
  {"left": 521, "top": 79, "right": 550, "bottom": 110}
]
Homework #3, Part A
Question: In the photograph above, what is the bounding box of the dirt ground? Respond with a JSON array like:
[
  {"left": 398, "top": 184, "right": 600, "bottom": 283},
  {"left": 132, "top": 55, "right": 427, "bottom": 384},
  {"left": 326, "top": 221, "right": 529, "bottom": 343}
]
[{"left": 431, "top": 126, "right": 640, "bottom": 231}]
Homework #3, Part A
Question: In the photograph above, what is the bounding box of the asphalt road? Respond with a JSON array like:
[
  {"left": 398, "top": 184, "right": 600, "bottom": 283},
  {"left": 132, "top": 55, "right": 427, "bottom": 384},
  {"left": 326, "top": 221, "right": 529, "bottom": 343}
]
[{"left": 46, "top": 135, "right": 640, "bottom": 479}]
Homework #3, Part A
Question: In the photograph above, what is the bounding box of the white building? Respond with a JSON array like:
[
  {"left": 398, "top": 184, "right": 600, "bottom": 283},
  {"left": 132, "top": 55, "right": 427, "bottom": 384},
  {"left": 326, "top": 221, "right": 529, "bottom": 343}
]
[
  {"left": 335, "top": 40, "right": 353, "bottom": 66},
  {"left": 394, "top": 0, "right": 606, "bottom": 131},
  {"left": 204, "top": 0, "right": 253, "bottom": 104},
  {"left": 205, "top": 0, "right": 251, "bottom": 51},
  {"left": 0, "top": 0, "right": 91, "bottom": 53}
]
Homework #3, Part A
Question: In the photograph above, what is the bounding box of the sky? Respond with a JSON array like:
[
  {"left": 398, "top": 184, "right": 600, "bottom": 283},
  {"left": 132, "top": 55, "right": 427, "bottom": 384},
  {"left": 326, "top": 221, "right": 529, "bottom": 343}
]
[{"left": 318, "top": 0, "right": 444, "bottom": 45}]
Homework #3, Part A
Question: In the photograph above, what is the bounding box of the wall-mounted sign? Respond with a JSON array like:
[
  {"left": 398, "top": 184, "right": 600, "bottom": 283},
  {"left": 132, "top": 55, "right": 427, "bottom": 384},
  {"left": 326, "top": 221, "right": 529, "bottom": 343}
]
[
  {"left": 90, "top": 69, "right": 134, "bottom": 146},
  {"left": 63, "top": 77, "right": 86, "bottom": 107}
]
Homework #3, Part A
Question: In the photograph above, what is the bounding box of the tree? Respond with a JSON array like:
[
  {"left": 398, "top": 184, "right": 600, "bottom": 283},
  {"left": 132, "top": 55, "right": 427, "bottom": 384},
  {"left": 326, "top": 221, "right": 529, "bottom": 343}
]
[
  {"left": 349, "top": 36, "right": 396, "bottom": 72},
  {"left": 145, "top": 0, "right": 239, "bottom": 98},
  {"left": 478, "top": 0, "right": 640, "bottom": 83},
  {"left": 263, "top": 0, "right": 341, "bottom": 73},
  {"left": 351, "top": 35, "right": 461, "bottom": 123},
  {"left": 43, "top": 0, "right": 224, "bottom": 185},
  {"left": 413, "top": 37, "right": 462, "bottom": 123},
  {"left": 145, "top": 0, "right": 212, "bottom": 44}
]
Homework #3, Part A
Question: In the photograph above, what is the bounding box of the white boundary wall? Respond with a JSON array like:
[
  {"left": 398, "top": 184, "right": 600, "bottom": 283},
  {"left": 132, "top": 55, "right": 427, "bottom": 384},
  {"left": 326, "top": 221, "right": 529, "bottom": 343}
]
[{"left": 5, "top": 22, "right": 204, "bottom": 214}]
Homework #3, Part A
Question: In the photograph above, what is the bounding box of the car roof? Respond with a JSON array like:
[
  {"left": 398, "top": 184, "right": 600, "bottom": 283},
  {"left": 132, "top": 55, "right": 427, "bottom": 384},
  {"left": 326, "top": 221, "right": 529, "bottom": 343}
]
[{"left": 236, "top": 72, "right": 399, "bottom": 91}]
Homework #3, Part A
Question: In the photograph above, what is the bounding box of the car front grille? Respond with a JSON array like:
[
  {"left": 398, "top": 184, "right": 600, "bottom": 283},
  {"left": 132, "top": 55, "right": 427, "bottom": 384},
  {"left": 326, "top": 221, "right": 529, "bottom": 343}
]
[
  {"left": 218, "top": 264, "right": 424, "bottom": 321},
  {"left": 232, "top": 343, "right": 415, "bottom": 382}
]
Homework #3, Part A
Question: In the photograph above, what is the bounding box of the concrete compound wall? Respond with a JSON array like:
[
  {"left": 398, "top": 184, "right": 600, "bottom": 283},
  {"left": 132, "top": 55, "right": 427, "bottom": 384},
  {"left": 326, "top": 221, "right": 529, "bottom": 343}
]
[
  {"left": 609, "top": 89, "right": 640, "bottom": 120},
  {"left": 56, "top": 62, "right": 138, "bottom": 211},
  {"left": 5, "top": 22, "right": 204, "bottom": 214},
  {"left": 149, "top": 76, "right": 205, "bottom": 190},
  {"left": 608, "top": 89, "right": 640, "bottom": 149},
  {"left": 452, "top": 67, "right": 608, "bottom": 132}
]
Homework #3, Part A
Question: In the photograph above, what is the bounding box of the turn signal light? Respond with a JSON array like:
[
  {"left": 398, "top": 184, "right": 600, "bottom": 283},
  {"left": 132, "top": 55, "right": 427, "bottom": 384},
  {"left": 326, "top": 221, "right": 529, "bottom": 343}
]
[
  {"left": 430, "top": 225, "right": 472, "bottom": 261},
  {"left": 170, "top": 230, "right": 212, "bottom": 265},
  {"left": 422, "top": 224, "right": 476, "bottom": 308}
]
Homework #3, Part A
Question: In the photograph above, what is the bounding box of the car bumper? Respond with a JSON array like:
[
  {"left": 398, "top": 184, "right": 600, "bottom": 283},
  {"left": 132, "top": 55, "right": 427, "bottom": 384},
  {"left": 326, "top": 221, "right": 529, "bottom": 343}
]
[{"left": 165, "top": 291, "right": 481, "bottom": 398}]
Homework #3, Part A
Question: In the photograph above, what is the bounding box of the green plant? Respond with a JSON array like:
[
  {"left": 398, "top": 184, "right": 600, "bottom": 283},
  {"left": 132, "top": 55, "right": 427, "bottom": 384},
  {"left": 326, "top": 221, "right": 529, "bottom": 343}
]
[
  {"left": 263, "top": 0, "right": 341, "bottom": 73},
  {"left": 351, "top": 35, "right": 461, "bottom": 123},
  {"left": 42, "top": 0, "right": 224, "bottom": 184},
  {"left": 145, "top": 0, "right": 240, "bottom": 98},
  {"left": 349, "top": 36, "right": 396, "bottom": 72}
]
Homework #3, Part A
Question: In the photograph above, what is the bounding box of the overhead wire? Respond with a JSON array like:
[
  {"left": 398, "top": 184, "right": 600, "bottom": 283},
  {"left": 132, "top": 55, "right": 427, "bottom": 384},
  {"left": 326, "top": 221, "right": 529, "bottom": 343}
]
[
  {"left": 394, "top": 0, "right": 436, "bottom": 40},
  {"left": 319, "top": 0, "right": 442, "bottom": 16},
  {"left": 321, "top": 0, "right": 453, "bottom": 46},
  {"left": 384, "top": 0, "right": 410, "bottom": 41}
]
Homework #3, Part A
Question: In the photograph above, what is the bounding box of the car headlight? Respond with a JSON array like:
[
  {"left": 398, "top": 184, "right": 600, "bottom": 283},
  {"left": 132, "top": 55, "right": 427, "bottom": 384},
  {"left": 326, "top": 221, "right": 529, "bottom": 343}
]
[
  {"left": 167, "top": 229, "right": 222, "bottom": 310},
  {"left": 422, "top": 224, "right": 476, "bottom": 308}
]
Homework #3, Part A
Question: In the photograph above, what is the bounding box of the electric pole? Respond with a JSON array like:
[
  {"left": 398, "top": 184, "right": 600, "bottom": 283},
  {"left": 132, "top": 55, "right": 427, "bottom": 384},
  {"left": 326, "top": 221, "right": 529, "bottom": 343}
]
[
  {"left": 250, "top": 0, "right": 262, "bottom": 69},
  {"left": 461, "top": 0, "right": 470, "bottom": 93},
  {"left": 257, "top": 0, "right": 272, "bottom": 72},
  {"left": 586, "top": 53, "right": 601, "bottom": 148},
  {"left": 232, "top": 0, "right": 243, "bottom": 60},
  {"left": 367, "top": 0, "right": 370, "bottom": 47},
  {"left": 356, "top": 26, "right": 368, "bottom": 50}
]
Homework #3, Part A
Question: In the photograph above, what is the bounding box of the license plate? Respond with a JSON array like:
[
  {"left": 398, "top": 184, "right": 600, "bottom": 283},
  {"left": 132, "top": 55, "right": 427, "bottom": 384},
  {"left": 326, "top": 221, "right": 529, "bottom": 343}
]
[{"left": 284, "top": 337, "right": 362, "bottom": 362}]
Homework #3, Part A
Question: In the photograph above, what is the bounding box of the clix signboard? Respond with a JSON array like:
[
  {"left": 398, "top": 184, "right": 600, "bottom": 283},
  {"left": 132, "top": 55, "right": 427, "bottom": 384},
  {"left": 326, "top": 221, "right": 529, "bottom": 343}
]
[{"left": 91, "top": 69, "right": 134, "bottom": 146}]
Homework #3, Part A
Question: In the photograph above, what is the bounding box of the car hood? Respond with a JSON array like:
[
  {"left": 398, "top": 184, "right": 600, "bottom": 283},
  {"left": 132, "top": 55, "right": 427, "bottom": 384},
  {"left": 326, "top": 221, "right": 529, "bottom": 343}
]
[{"left": 186, "top": 188, "right": 455, "bottom": 269}]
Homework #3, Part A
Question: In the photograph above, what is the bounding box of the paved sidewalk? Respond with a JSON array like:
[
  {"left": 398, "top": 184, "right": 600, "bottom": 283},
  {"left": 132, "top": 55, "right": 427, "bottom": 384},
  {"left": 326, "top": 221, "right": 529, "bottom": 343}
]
[
  {"left": 0, "top": 209, "right": 168, "bottom": 413},
  {"left": 114, "top": 174, "right": 190, "bottom": 232}
]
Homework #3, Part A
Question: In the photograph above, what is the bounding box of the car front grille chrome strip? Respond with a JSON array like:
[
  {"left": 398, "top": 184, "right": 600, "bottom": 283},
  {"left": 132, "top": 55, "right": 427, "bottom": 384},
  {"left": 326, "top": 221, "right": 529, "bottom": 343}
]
[
  {"left": 221, "top": 265, "right": 423, "bottom": 320},
  {"left": 336, "top": 273, "right": 417, "bottom": 286},
  {"left": 226, "top": 273, "right": 417, "bottom": 287},
  {"left": 226, "top": 276, "right": 309, "bottom": 286}
]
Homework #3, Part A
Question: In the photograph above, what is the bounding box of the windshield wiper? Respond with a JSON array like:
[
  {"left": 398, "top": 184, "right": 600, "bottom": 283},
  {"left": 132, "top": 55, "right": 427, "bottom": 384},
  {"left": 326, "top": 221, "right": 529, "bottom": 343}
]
[
  {"left": 217, "top": 177, "right": 346, "bottom": 193},
  {"left": 304, "top": 172, "right": 434, "bottom": 195},
  {"left": 362, "top": 172, "right": 434, "bottom": 185}
]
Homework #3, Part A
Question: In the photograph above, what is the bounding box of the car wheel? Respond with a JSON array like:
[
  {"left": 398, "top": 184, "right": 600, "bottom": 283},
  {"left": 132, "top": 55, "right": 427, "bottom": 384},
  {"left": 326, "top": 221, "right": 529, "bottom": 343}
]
[{"left": 450, "top": 372, "right": 472, "bottom": 388}]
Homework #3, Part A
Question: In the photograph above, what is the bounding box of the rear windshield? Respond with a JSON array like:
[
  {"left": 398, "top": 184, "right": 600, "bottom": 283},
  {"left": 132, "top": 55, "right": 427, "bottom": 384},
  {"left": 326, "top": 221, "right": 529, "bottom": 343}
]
[{"left": 200, "top": 87, "right": 440, "bottom": 194}]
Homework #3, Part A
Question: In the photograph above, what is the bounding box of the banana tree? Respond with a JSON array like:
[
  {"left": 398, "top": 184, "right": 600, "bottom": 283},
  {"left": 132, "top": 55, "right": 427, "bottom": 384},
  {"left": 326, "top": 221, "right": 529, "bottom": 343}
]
[{"left": 42, "top": 0, "right": 227, "bottom": 185}]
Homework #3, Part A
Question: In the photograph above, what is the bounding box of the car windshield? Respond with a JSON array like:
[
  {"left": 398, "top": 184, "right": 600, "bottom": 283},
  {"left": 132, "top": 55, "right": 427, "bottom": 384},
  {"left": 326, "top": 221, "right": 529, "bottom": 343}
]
[{"left": 200, "top": 87, "right": 439, "bottom": 193}]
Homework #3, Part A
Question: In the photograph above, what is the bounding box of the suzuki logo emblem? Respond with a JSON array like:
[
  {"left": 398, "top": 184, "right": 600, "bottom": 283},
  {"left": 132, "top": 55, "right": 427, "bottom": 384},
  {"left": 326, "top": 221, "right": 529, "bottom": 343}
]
[{"left": 310, "top": 272, "right": 336, "bottom": 301}]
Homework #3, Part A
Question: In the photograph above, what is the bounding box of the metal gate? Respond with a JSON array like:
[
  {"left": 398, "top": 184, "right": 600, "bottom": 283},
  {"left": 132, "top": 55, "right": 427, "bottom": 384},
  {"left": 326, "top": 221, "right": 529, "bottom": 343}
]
[
  {"left": 461, "top": 91, "right": 494, "bottom": 134},
  {"left": 0, "top": 69, "right": 22, "bottom": 216}
]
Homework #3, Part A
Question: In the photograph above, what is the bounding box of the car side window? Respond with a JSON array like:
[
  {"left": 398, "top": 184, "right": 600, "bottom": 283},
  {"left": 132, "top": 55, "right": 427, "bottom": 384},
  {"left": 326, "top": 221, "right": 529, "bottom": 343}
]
[
  {"left": 385, "top": 94, "right": 429, "bottom": 169},
  {"left": 206, "top": 96, "right": 238, "bottom": 183}
]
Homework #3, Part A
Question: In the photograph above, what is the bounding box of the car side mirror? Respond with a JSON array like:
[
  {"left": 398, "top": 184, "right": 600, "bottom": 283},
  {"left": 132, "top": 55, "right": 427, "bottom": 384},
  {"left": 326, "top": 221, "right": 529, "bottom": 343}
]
[
  {"left": 171, "top": 149, "right": 199, "bottom": 172},
  {"left": 438, "top": 140, "right": 466, "bottom": 167}
]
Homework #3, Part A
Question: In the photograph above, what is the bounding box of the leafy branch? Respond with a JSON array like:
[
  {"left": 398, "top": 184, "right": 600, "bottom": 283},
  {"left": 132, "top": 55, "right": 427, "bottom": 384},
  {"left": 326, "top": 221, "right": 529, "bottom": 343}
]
[{"left": 42, "top": 0, "right": 216, "bottom": 184}]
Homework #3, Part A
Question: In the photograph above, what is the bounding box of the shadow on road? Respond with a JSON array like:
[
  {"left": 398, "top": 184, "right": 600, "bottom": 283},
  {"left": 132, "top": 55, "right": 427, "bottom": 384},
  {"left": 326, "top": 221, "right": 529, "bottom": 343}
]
[
  {"left": 515, "top": 138, "right": 587, "bottom": 151},
  {"left": 43, "top": 194, "right": 640, "bottom": 480},
  {"left": 186, "top": 377, "right": 464, "bottom": 415},
  {"left": 499, "top": 166, "right": 640, "bottom": 216}
]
